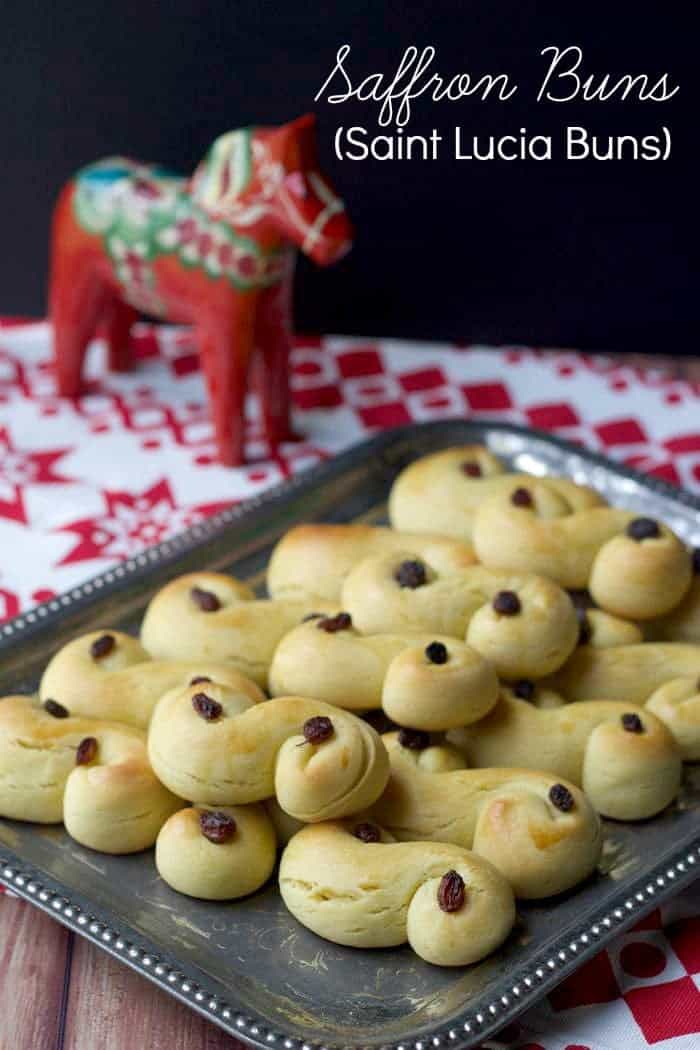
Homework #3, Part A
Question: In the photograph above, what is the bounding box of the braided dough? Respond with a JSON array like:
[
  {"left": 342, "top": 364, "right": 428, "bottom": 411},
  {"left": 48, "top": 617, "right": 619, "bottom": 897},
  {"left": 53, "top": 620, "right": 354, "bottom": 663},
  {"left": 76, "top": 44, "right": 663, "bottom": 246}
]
[
  {"left": 645, "top": 677, "right": 700, "bottom": 760},
  {"left": 147, "top": 680, "right": 389, "bottom": 820},
  {"left": 0, "top": 695, "right": 180, "bottom": 852},
  {"left": 370, "top": 733, "right": 602, "bottom": 898},
  {"left": 39, "top": 629, "right": 263, "bottom": 728},
  {"left": 267, "top": 523, "right": 476, "bottom": 602},
  {"left": 388, "top": 445, "right": 604, "bottom": 540},
  {"left": 549, "top": 643, "right": 700, "bottom": 704},
  {"left": 155, "top": 804, "right": 276, "bottom": 900},
  {"left": 141, "top": 573, "right": 331, "bottom": 687},
  {"left": 279, "top": 820, "right": 515, "bottom": 966},
  {"left": 448, "top": 689, "right": 681, "bottom": 820},
  {"left": 341, "top": 553, "right": 578, "bottom": 678},
  {"left": 269, "top": 621, "right": 498, "bottom": 730}
]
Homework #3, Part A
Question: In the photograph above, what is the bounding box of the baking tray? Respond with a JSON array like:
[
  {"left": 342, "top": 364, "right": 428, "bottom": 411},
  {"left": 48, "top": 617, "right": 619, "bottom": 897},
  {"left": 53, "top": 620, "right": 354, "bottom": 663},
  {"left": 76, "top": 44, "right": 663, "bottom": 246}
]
[{"left": 1, "top": 420, "right": 700, "bottom": 1050}]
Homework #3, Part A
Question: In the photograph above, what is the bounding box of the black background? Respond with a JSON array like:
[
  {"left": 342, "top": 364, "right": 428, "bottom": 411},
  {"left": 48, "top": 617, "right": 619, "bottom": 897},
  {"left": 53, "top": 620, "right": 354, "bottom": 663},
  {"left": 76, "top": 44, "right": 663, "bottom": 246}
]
[{"left": 0, "top": 2, "right": 691, "bottom": 353}]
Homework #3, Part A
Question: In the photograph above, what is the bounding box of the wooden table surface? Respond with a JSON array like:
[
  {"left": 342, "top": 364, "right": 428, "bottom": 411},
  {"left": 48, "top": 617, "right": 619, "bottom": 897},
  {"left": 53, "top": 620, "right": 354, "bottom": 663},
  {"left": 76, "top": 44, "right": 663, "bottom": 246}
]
[{"left": 2, "top": 349, "right": 699, "bottom": 1050}]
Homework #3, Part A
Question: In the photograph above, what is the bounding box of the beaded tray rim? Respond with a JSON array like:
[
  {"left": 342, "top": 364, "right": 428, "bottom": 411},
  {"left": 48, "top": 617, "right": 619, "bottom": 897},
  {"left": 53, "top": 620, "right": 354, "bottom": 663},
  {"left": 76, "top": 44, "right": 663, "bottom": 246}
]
[{"left": 1, "top": 418, "right": 700, "bottom": 1050}]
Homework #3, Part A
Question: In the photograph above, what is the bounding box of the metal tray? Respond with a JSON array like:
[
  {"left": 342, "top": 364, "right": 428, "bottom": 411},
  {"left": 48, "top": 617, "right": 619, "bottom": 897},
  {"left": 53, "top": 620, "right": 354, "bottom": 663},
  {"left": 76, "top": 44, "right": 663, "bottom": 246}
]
[{"left": 1, "top": 421, "right": 700, "bottom": 1050}]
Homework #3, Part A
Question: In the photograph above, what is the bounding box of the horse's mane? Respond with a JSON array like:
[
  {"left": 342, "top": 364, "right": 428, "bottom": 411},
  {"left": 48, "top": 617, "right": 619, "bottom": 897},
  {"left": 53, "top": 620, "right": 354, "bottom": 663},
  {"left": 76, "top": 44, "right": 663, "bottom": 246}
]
[{"left": 191, "top": 129, "right": 254, "bottom": 209}]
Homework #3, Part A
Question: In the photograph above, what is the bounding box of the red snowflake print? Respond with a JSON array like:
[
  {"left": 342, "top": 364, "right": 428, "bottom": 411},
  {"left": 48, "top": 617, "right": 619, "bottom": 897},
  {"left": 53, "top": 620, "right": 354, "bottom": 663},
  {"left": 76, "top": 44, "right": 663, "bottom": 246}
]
[
  {"left": 54, "top": 479, "right": 237, "bottom": 565},
  {"left": 0, "top": 426, "right": 72, "bottom": 524}
]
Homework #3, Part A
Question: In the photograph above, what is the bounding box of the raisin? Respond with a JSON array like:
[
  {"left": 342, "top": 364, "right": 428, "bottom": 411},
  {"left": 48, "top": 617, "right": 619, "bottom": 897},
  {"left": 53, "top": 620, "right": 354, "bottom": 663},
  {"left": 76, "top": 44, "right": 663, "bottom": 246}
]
[
  {"left": 190, "top": 586, "right": 221, "bottom": 612},
  {"left": 461, "top": 461, "right": 482, "bottom": 477},
  {"left": 90, "top": 633, "right": 115, "bottom": 660},
  {"left": 549, "top": 783, "right": 575, "bottom": 812},
  {"left": 394, "top": 560, "right": 427, "bottom": 589},
  {"left": 513, "top": 679, "right": 536, "bottom": 701},
  {"left": 43, "top": 699, "right": 69, "bottom": 719},
  {"left": 626, "top": 517, "right": 660, "bottom": 541},
  {"left": 192, "top": 692, "right": 223, "bottom": 721},
  {"left": 398, "top": 727, "right": 430, "bottom": 750},
  {"left": 511, "top": 487, "right": 533, "bottom": 508},
  {"left": 692, "top": 548, "right": 700, "bottom": 575},
  {"left": 492, "top": 590, "right": 521, "bottom": 616},
  {"left": 316, "top": 612, "right": 352, "bottom": 633},
  {"left": 302, "top": 715, "right": 334, "bottom": 744},
  {"left": 199, "top": 810, "right": 237, "bottom": 844},
  {"left": 437, "top": 870, "right": 466, "bottom": 912},
  {"left": 621, "top": 712, "right": 644, "bottom": 733},
  {"left": 425, "top": 641, "right": 448, "bottom": 664},
  {"left": 354, "top": 822, "right": 381, "bottom": 843},
  {"left": 76, "top": 737, "right": 98, "bottom": 765}
]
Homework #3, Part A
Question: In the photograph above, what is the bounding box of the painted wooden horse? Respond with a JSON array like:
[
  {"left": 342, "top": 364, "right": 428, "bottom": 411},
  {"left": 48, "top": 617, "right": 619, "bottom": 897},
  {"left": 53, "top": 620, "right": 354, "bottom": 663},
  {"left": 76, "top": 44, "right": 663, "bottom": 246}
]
[{"left": 49, "top": 114, "right": 353, "bottom": 465}]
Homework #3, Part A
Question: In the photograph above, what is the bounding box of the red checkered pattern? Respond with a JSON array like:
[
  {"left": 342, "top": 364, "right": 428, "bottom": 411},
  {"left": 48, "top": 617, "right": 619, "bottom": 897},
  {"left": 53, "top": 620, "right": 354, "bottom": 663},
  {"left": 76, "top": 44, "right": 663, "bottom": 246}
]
[{"left": 1, "top": 319, "right": 700, "bottom": 1049}]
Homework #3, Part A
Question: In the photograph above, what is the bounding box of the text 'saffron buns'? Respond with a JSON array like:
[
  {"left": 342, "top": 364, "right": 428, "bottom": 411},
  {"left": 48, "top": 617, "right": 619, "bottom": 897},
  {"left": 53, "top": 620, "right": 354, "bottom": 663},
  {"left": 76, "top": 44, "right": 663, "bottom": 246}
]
[{"left": 279, "top": 820, "right": 515, "bottom": 966}]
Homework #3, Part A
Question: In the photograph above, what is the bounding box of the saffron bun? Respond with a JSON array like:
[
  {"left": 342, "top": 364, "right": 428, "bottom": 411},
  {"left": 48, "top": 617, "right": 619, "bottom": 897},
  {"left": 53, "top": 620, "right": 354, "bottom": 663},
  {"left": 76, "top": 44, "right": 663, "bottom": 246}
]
[
  {"left": 370, "top": 733, "right": 602, "bottom": 899},
  {"left": 267, "top": 523, "right": 476, "bottom": 603},
  {"left": 155, "top": 804, "right": 276, "bottom": 900},
  {"left": 278, "top": 820, "right": 515, "bottom": 967},
  {"left": 340, "top": 553, "right": 578, "bottom": 679},
  {"left": 448, "top": 688, "right": 681, "bottom": 820},
  {"left": 0, "top": 695, "right": 180, "bottom": 852},
  {"left": 472, "top": 482, "right": 633, "bottom": 589},
  {"left": 387, "top": 445, "right": 603, "bottom": 541},
  {"left": 140, "top": 572, "right": 333, "bottom": 687},
  {"left": 646, "top": 677, "right": 700, "bottom": 760},
  {"left": 147, "top": 681, "right": 389, "bottom": 821},
  {"left": 549, "top": 643, "right": 700, "bottom": 705},
  {"left": 589, "top": 524, "right": 693, "bottom": 621},
  {"left": 39, "top": 629, "right": 264, "bottom": 729},
  {"left": 269, "top": 619, "right": 498, "bottom": 730}
]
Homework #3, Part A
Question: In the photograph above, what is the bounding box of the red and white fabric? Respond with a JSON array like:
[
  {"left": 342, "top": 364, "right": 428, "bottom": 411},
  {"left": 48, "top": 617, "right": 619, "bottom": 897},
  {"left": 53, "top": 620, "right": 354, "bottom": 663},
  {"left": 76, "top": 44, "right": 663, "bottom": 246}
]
[{"left": 1, "top": 318, "right": 699, "bottom": 1049}]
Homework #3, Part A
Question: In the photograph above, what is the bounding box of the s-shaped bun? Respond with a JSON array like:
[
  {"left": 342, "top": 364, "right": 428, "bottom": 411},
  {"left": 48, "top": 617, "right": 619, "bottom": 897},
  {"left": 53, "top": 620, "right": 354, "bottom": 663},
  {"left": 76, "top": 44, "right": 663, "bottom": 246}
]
[
  {"left": 148, "top": 681, "right": 389, "bottom": 821},
  {"left": 279, "top": 820, "right": 515, "bottom": 966}
]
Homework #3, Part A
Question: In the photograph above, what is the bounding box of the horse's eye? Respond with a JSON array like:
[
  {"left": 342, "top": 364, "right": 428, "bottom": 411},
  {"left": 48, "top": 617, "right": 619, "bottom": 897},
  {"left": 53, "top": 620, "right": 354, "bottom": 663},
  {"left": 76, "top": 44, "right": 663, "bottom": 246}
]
[{"left": 284, "top": 172, "right": 308, "bottom": 199}]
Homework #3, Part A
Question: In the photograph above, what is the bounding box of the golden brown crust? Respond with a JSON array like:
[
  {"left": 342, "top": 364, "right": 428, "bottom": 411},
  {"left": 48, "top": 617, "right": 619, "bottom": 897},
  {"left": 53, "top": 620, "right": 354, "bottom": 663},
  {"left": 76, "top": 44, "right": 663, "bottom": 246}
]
[
  {"left": 646, "top": 676, "right": 700, "bottom": 760},
  {"left": 269, "top": 623, "right": 499, "bottom": 730},
  {"left": 155, "top": 804, "right": 277, "bottom": 900},
  {"left": 279, "top": 820, "right": 515, "bottom": 966},
  {"left": 0, "top": 695, "right": 180, "bottom": 852},
  {"left": 341, "top": 553, "right": 579, "bottom": 678},
  {"left": 147, "top": 683, "right": 390, "bottom": 821},
  {"left": 448, "top": 690, "right": 681, "bottom": 819},
  {"left": 549, "top": 643, "right": 700, "bottom": 704},
  {"left": 370, "top": 734, "right": 602, "bottom": 899},
  {"left": 266, "top": 523, "right": 476, "bottom": 603},
  {"left": 39, "top": 629, "right": 264, "bottom": 728},
  {"left": 140, "top": 573, "right": 333, "bottom": 687},
  {"left": 388, "top": 445, "right": 603, "bottom": 541}
]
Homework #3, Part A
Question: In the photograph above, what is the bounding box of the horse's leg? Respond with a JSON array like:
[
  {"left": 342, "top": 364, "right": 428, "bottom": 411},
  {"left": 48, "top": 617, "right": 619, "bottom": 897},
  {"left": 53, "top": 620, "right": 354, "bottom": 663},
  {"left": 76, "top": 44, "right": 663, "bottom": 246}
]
[
  {"left": 197, "top": 293, "right": 258, "bottom": 466},
  {"left": 103, "top": 297, "right": 139, "bottom": 373},
  {"left": 255, "top": 275, "right": 300, "bottom": 451}
]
